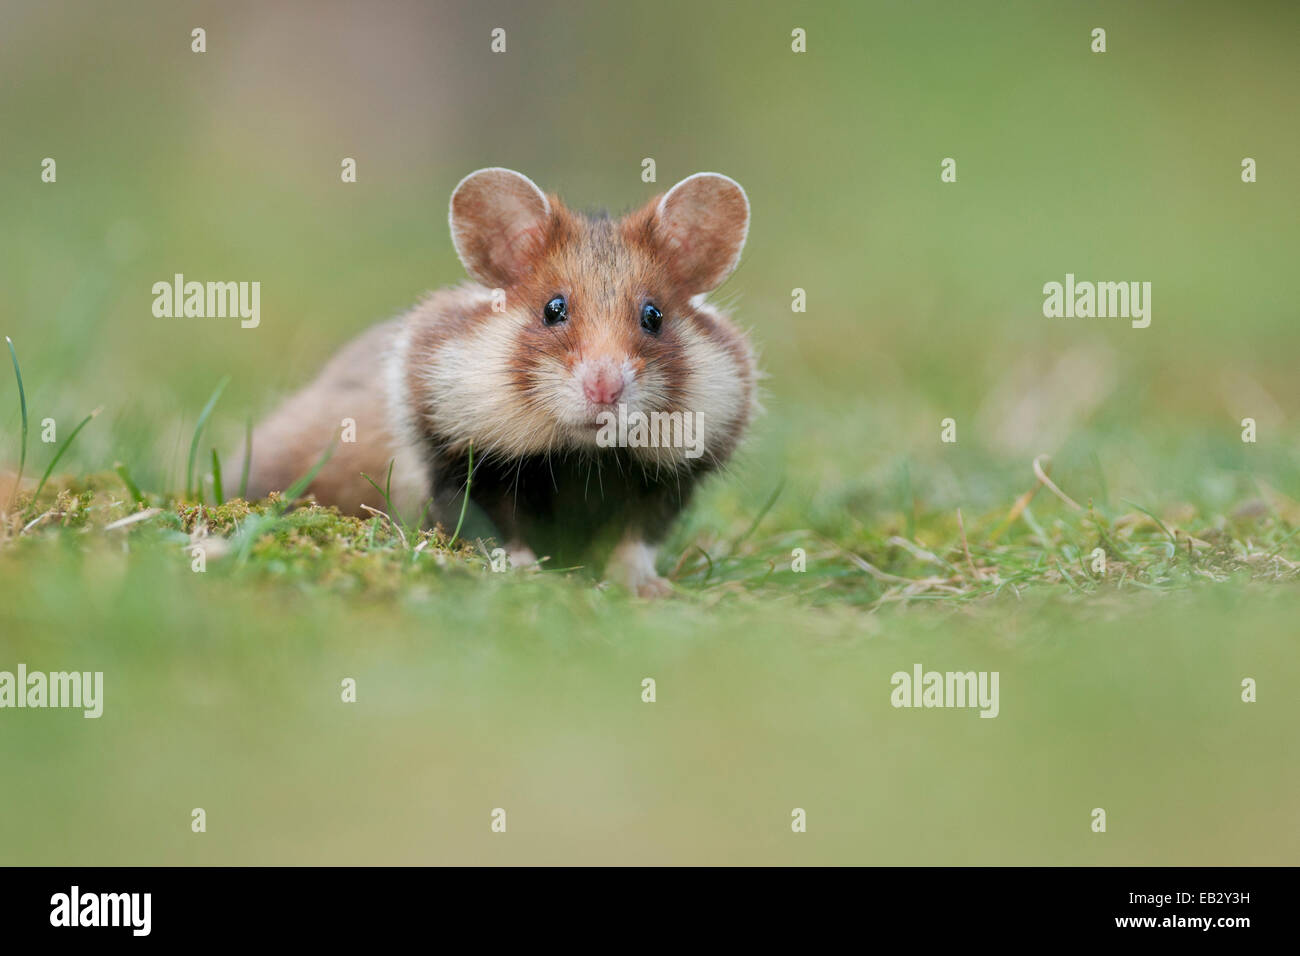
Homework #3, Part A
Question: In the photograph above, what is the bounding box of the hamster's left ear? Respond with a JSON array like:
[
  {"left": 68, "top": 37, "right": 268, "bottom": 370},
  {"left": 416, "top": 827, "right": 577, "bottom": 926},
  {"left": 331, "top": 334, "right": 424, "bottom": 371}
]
[{"left": 653, "top": 172, "right": 749, "bottom": 294}]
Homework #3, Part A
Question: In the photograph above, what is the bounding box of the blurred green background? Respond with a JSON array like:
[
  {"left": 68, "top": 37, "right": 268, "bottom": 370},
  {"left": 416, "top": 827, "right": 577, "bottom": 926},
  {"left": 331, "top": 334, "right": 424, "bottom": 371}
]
[
  {"left": 2, "top": 0, "right": 1297, "bottom": 499},
  {"left": 3, "top": 553, "right": 1296, "bottom": 865},
  {"left": 1, "top": 0, "right": 1297, "bottom": 864}
]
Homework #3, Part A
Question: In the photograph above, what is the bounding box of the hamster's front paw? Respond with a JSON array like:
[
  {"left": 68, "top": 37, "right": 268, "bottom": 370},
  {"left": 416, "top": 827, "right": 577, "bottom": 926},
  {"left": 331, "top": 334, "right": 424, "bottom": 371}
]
[
  {"left": 606, "top": 537, "right": 672, "bottom": 599},
  {"left": 507, "top": 543, "right": 539, "bottom": 571},
  {"left": 633, "top": 573, "right": 673, "bottom": 599}
]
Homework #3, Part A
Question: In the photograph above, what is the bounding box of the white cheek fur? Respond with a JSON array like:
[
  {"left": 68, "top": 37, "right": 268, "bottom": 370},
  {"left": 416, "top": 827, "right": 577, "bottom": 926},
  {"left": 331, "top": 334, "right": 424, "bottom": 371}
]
[
  {"left": 674, "top": 305, "right": 751, "bottom": 433},
  {"left": 419, "top": 303, "right": 562, "bottom": 458}
]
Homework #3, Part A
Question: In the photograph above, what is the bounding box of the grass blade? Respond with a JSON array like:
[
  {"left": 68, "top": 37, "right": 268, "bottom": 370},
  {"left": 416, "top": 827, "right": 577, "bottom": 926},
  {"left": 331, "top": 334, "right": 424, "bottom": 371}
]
[
  {"left": 280, "top": 443, "right": 334, "bottom": 509},
  {"left": 1122, "top": 498, "right": 1175, "bottom": 543},
  {"left": 232, "top": 443, "right": 336, "bottom": 563},
  {"left": 33, "top": 407, "right": 101, "bottom": 501},
  {"left": 449, "top": 441, "right": 473, "bottom": 546},
  {"left": 5, "top": 337, "right": 28, "bottom": 497},
  {"left": 361, "top": 458, "right": 403, "bottom": 529},
  {"left": 186, "top": 375, "right": 231, "bottom": 500},
  {"left": 114, "top": 461, "right": 145, "bottom": 504},
  {"left": 211, "top": 448, "right": 224, "bottom": 506},
  {"left": 730, "top": 479, "right": 784, "bottom": 553}
]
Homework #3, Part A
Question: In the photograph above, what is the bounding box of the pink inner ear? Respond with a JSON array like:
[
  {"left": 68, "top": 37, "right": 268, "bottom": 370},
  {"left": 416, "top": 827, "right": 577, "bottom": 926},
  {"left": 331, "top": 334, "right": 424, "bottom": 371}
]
[{"left": 496, "top": 222, "right": 545, "bottom": 276}]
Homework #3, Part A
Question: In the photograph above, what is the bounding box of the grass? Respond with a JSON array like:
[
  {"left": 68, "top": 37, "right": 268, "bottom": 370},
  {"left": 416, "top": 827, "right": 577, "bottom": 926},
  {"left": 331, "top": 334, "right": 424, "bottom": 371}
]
[
  {"left": 4, "top": 327, "right": 1296, "bottom": 607},
  {"left": 2, "top": 465, "right": 1297, "bottom": 864},
  {"left": 3, "top": 337, "right": 1298, "bottom": 868},
  {"left": 4, "top": 337, "right": 27, "bottom": 500},
  {"left": 186, "top": 375, "right": 229, "bottom": 502},
  {"left": 3, "top": 423, "right": 1297, "bottom": 607},
  {"left": 2, "top": 336, "right": 1299, "bottom": 603}
]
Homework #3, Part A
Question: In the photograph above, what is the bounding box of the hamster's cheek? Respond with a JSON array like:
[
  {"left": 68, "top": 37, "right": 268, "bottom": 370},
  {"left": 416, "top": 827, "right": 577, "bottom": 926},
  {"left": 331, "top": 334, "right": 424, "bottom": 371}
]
[
  {"left": 676, "top": 327, "right": 748, "bottom": 428},
  {"left": 522, "top": 357, "right": 590, "bottom": 431}
]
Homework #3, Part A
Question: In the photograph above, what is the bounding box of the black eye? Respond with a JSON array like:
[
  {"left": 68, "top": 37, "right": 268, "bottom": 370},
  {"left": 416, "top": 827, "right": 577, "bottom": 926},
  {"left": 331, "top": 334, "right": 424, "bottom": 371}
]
[
  {"left": 640, "top": 302, "right": 663, "bottom": 335},
  {"left": 543, "top": 295, "right": 567, "bottom": 326}
]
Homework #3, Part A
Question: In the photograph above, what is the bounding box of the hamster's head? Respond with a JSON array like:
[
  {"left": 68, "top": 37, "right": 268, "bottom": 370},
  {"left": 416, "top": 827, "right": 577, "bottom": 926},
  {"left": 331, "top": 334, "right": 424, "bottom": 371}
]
[{"left": 447, "top": 167, "right": 753, "bottom": 467}]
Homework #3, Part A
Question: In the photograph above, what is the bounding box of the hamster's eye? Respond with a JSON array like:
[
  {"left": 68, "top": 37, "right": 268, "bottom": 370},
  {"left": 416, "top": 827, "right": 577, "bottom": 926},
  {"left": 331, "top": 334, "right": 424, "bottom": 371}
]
[
  {"left": 640, "top": 302, "right": 663, "bottom": 335},
  {"left": 543, "top": 295, "right": 568, "bottom": 326}
]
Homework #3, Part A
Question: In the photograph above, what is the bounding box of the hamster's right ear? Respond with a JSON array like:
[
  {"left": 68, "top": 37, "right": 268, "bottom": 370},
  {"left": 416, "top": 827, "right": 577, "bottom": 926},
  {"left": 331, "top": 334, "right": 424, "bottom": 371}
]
[{"left": 449, "top": 168, "right": 551, "bottom": 287}]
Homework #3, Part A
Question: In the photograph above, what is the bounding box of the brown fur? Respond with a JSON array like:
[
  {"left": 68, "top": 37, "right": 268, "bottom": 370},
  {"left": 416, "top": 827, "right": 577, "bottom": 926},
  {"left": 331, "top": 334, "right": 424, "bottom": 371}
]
[{"left": 238, "top": 320, "right": 404, "bottom": 514}]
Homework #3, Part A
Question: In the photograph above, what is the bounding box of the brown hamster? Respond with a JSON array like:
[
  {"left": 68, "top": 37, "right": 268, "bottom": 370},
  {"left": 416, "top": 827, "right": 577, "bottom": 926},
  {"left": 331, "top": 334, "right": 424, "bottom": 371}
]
[{"left": 241, "top": 168, "right": 759, "bottom": 596}]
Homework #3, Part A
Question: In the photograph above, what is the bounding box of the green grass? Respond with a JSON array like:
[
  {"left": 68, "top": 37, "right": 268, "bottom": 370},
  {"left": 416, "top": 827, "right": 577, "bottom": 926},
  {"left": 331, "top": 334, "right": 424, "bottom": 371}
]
[
  {"left": 3, "top": 337, "right": 1298, "bottom": 610},
  {"left": 2, "top": 344, "right": 1298, "bottom": 866},
  {"left": 5, "top": 329, "right": 1295, "bottom": 609},
  {"left": 4, "top": 421, "right": 1297, "bottom": 607},
  {"left": 9, "top": 399, "right": 1294, "bottom": 866},
  {"left": 1, "top": 466, "right": 1297, "bottom": 864},
  {"left": 4, "top": 337, "right": 27, "bottom": 501}
]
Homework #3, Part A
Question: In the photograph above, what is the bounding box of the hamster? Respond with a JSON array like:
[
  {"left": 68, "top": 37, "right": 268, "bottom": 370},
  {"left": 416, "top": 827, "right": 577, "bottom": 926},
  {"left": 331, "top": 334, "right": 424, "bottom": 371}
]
[{"left": 241, "top": 168, "right": 759, "bottom": 596}]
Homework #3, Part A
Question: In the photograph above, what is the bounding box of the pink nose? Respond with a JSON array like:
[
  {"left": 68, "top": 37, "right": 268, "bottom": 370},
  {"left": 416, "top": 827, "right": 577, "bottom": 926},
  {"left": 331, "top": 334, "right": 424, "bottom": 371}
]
[{"left": 583, "top": 367, "right": 624, "bottom": 406}]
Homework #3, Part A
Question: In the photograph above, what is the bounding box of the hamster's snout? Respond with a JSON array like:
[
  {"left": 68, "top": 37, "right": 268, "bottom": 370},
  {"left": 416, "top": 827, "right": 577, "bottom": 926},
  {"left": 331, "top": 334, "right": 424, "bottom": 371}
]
[{"left": 578, "top": 359, "right": 626, "bottom": 407}]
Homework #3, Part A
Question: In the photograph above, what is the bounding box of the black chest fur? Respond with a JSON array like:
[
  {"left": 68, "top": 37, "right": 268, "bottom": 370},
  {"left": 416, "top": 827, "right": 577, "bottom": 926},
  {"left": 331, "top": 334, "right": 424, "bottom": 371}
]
[{"left": 424, "top": 441, "right": 710, "bottom": 561}]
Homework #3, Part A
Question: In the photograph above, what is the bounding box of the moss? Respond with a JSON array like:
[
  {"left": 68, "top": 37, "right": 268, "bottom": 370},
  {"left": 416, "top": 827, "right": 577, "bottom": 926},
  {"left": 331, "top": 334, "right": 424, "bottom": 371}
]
[
  {"left": 2, "top": 481, "right": 1297, "bottom": 607},
  {"left": 176, "top": 497, "right": 256, "bottom": 534}
]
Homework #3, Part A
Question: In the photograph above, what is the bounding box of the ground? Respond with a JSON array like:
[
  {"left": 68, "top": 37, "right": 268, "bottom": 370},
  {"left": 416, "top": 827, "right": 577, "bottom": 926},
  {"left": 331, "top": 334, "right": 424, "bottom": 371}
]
[{"left": 2, "top": 406, "right": 1297, "bottom": 863}]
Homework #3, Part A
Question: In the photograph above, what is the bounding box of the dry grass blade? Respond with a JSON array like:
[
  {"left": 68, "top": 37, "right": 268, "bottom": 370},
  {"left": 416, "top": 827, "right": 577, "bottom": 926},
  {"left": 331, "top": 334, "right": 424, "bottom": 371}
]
[
  {"left": 1032, "top": 454, "right": 1083, "bottom": 511},
  {"left": 104, "top": 508, "right": 162, "bottom": 531},
  {"left": 22, "top": 510, "right": 55, "bottom": 534},
  {"left": 360, "top": 503, "right": 408, "bottom": 549}
]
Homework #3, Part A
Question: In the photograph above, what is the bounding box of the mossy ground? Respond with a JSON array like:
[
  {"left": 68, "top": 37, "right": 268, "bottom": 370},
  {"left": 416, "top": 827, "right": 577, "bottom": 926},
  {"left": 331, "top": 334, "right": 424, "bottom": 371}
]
[{"left": 4, "top": 458, "right": 1297, "bottom": 606}]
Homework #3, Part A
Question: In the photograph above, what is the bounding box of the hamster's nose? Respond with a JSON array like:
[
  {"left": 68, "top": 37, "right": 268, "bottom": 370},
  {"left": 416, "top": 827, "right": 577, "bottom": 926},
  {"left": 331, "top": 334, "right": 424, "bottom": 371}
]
[{"left": 582, "top": 366, "right": 624, "bottom": 406}]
